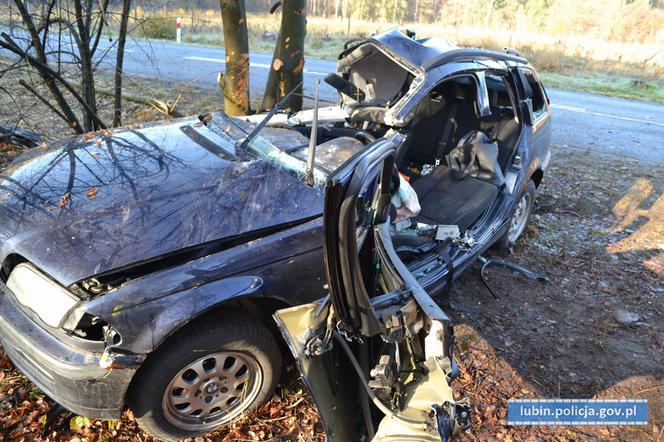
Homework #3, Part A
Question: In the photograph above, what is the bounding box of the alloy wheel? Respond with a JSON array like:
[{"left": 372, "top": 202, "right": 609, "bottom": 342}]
[{"left": 162, "top": 351, "right": 262, "bottom": 431}]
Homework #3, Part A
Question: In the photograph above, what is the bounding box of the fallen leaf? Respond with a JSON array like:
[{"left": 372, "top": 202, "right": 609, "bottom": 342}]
[
  {"left": 86, "top": 188, "right": 98, "bottom": 198},
  {"left": 59, "top": 193, "right": 70, "bottom": 207},
  {"left": 69, "top": 415, "right": 92, "bottom": 430}
]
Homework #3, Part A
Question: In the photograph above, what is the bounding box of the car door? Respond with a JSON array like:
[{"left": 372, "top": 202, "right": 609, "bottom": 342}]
[{"left": 274, "top": 138, "right": 470, "bottom": 441}]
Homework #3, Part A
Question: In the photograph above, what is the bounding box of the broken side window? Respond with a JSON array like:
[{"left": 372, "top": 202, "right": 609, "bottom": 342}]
[{"left": 523, "top": 72, "right": 548, "bottom": 121}]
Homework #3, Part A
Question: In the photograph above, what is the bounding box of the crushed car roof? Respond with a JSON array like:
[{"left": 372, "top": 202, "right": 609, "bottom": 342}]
[{"left": 340, "top": 28, "right": 529, "bottom": 73}]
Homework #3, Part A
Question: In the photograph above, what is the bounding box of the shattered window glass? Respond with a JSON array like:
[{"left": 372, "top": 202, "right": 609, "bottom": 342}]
[{"left": 208, "top": 113, "right": 327, "bottom": 187}]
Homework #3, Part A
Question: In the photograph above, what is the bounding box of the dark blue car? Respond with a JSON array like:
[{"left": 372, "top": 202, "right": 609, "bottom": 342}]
[{"left": 0, "top": 29, "right": 550, "bottom": 440}]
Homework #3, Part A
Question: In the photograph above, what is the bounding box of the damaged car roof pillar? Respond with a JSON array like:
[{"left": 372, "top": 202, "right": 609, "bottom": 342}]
[{"left": 274, "top": 141, "right": 470, "bottom": 440}]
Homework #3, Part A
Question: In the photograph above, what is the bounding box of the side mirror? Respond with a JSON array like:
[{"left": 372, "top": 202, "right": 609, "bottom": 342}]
[{"left": 473, "top": 72, "right": 492, "bottom": 117}]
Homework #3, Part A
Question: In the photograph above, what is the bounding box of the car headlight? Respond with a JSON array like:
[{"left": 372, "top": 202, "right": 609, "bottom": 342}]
[{"left": 6, "top": 263, "right": 79, "bottom": 328}]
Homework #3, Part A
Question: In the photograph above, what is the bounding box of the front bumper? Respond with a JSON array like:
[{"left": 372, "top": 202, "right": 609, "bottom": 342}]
[{"left": 0, "top": 281, "right": 136, "bottom": 419}]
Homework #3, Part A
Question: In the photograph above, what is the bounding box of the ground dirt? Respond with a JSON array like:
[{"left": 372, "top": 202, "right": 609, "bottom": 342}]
[
  {"left": 0, "top": 74, "right": 662, "bottom": 441},
  {"left": 449, "top": 146, "right": 663, "bottom": 442}
]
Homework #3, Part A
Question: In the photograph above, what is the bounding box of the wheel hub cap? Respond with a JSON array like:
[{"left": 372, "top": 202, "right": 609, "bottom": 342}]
[
  {"left": 203, "top": 381, "right": 219, "bottom": 394},
  {"left": 162, "top": 351, "right": 262, "bottom": 431}
]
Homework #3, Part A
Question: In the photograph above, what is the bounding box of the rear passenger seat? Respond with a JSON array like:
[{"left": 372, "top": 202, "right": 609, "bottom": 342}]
[
  {"left": 405, "top": 83, "right": 482, "bottom": 166},
  {"left": 411, "top": 130, "right": 505, "bottom": 231}
]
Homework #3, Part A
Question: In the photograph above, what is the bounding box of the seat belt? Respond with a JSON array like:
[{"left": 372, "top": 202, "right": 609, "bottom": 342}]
[{"left": 435, "top": 101, "right": 459, "bottom": 166}]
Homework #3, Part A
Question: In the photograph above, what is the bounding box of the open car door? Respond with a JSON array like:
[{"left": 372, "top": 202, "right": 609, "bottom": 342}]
[{"left": 274, "top": 139, "right": 470, "bottom": 441}]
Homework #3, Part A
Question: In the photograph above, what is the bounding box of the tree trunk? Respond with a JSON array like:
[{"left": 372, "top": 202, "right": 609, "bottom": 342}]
[
  {"left": 74, "top": 0, "right": 98, "bottom": 132},
  {"left": 261, "top": 0, "right": 306, "bottom": 111},
  {"left": 113, "top": 0, "right": 132, "bottom": 127},
  {"left": 218, "top": 0, "right": 250, "bottom": 115}
]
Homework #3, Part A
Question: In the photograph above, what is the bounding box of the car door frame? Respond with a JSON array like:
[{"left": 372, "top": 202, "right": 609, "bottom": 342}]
[{"left": 323, "top": 137, "right": 398, "bottom": 338}]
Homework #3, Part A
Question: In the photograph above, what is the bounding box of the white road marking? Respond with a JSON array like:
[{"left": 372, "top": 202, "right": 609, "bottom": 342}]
[
  {"left": 184, "top": 55, "right": 328, "bottom": 76},
  {"left": 551, "top": 104, "right": 586, "bottom": 112},
  {"left": 551, "top": 103, "right": 664, "bottom": 128}
]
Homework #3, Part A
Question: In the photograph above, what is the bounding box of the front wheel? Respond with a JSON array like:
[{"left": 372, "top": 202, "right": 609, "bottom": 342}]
[
  {"left": 128, "top": 311, "right": 281, "bottom": 441},
  {"left": 496, "top": 180, "right": 536, "bottom": 249}
]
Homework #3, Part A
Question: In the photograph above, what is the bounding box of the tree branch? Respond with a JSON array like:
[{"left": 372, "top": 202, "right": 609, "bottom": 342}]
[
  {"left": 0, "top": 32, "right": 105, "bottom": 130},
  {"left": 18, "top": 79, "right": 70, "bottom": 124}
]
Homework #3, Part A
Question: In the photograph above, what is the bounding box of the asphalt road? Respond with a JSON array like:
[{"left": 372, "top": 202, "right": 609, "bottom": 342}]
[{"left": 83, "top": 38, "right": 664, "bottom": 165}]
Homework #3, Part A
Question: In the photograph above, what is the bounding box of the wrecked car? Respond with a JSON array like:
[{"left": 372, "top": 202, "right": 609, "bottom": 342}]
[{"left": 0, "top": 29, "right": 550, "bottom": 440}]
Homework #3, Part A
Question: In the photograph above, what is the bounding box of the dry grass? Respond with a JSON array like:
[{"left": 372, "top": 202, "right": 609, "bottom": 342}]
[{"left": 143, "top": 10, "right": 664, "bottom": 68}]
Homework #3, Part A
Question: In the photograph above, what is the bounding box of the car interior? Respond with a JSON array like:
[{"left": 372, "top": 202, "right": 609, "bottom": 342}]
[
  {"left": 299, "top": 72, "right": 521, "bottom": 237},
  {"left": 261, "top": 55, "right": 522, "bottom": 257},
  {"left": 395, "top": 74, "right": 520, "bottom": 231}
]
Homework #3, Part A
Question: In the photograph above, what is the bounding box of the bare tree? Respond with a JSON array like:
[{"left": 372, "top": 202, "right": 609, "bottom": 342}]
[
  {"left": 0, "top": 0, "right": 135, "bottom": 134},
  {"left": 261, "top": 0, "right": 306, "bottom": 111},
  {"left": 218, "top": 0, "right": 250, "bottom": 115}
]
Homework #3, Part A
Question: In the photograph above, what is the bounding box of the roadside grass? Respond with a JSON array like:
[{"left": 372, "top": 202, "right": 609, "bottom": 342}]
[
  {"left": 539, "top": 72, "right": 664, "bottom": 104},
  {"left": 177, "top": 30, "right": 347, "bottom": 61},
  {"left": 131, "top": 11, "right": 664, "bottom": 104}
]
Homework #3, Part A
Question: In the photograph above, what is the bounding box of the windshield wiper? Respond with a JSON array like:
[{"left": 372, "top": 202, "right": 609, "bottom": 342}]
[{"left": 236, "top": 81, "right": 304, "bottom": 152}]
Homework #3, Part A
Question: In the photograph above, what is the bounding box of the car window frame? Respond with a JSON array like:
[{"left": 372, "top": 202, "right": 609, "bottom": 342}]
[
  {"left": 426, "top": 72, "right": 491, "bottom": 120},
  {"left": 485, "top": 70, "right": 519, "bottom": 118},
  {"left": 520, "top": 68, "right": 550, "bottom": 131}
]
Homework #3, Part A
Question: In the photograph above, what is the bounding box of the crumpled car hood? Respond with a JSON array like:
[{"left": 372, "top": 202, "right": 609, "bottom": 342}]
[{"left": 0, "top": 118, "right": 323, "bottom": 286}]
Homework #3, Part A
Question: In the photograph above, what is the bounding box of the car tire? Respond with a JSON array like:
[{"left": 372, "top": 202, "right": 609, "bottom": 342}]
[
  {"left": 128, "top": 310, "right": 281, "bottom": 441},
  {"left": 495, "top": 180, "right": 536, "bottom": 250}
]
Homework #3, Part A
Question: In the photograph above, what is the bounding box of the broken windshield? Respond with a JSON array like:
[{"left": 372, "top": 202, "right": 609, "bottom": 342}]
[{"left": 207, "top": 112, "right": 327, "bottom": 187}]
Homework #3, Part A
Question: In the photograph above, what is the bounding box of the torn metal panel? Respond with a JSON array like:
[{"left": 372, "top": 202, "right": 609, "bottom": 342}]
[{"left": 276, "top": 128, "right": 470, "bottom": 441}]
